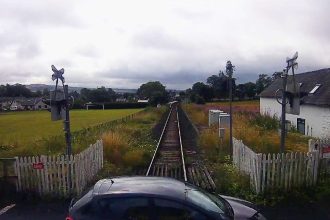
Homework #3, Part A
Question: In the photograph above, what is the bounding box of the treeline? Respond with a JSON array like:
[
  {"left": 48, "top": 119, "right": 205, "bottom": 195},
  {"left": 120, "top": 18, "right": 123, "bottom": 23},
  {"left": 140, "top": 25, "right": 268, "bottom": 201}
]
[
  {"left": 0, "top": 82, "right": 171, "bottom": 107},
  {"left": 0, "top": 84, "right": 50, "bottom": 98},
  {"left": 182, "top": 72, "right": 281, "bottom": 104}
]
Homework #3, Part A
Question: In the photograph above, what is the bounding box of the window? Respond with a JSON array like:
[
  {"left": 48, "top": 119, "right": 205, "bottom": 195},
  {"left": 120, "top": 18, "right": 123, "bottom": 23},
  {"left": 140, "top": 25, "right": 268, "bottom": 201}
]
[
  {"left": 309, "top": 84, "right": 321, "bottom": 94},
  {"left": 96, "top": 197, "right": 150, "bottom": 220},
  {"left": 153, "top": 198, "right": 208, "bottom": 220},
  {"left": 297, "top": 118, "right": 305, "bottom": 135},
  {"left": 186, "top": 189, "right": 225, "bottom": 214}
]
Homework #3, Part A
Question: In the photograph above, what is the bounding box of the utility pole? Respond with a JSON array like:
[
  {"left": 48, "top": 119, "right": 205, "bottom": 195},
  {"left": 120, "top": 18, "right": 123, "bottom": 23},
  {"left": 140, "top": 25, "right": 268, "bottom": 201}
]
[{"left": 226, "top": 61, "right": 235, "bottom": 158}]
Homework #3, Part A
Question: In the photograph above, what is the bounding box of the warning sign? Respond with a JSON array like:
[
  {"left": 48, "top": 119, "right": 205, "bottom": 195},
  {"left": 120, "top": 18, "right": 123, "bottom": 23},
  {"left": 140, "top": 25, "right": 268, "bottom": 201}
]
[
  {"left": 323, "top": 146, "right": 330, "bottom": 158},
  {"left": 32, "top": 162, "right": 44, "bottom": 170}
]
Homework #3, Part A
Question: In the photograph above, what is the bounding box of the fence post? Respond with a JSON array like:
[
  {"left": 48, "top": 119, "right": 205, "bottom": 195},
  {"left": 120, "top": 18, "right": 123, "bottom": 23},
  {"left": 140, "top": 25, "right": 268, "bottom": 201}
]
[
  {"left": 312, "top": 150, "right": 320, "bottom": 185},
  {"left": 255, "top": 153, "right": 262, "bottom": 193}
]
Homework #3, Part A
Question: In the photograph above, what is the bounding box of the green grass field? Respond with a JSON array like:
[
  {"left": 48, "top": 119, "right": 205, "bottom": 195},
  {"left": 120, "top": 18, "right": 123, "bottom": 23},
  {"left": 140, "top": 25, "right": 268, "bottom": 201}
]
[{"left": 0, "top": 109, "right": 142, "bottom": 148}]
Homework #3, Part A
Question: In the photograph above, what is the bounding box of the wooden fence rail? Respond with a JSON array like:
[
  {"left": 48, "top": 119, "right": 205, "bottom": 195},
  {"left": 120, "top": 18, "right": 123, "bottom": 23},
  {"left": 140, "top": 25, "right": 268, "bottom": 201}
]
[
  {"left": 233, "top": 138, "right": 320, "bottom": 193},
  {"left": 14, "top": 140, "right": 103, "bottom": 197}
]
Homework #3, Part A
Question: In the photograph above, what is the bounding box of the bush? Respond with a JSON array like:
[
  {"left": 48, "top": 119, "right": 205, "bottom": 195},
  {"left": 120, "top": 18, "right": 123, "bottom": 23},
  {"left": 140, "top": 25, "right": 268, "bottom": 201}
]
[
  {"left": 122, "top": 150, "right": 145, "bottom": 167},
  {"left": 249, "top": 113, "right": 279, "bottom": 131},
  {"left": 212, "top": 162, "right": 252, "bottom": 198},
  {"left": 195, "top": 95, "right": 205, "bottom": 104}
]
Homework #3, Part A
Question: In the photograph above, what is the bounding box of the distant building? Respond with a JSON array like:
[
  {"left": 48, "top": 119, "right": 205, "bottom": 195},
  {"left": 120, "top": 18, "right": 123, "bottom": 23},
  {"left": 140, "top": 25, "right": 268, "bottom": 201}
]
[
  {"left": 260, "top": 68, "right": 330, "bottom": 138},
  {"left": 137, "top": 99, "right": 149, "bottom": 103},
  {"left": 33, "top": 98, "right": 49, "bottom": 110},
  {"left": 116, "top": 98, "right": 127, "bottom": 102},
  {"left": 0, "top": 97, "right": 49, "bottom": 111}
]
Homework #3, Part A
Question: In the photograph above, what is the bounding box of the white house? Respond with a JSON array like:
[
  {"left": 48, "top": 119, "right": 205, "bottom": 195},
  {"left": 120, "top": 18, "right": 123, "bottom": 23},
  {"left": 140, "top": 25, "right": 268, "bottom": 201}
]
[
  {"left": 0, "top": 98, "right": 24, "bottom": 110},
  {"left": 260, "top": 68, "right": 330, "bottom": 138},
  {"left": 0, "top": 97, "right": 49, "bottom": 111}
]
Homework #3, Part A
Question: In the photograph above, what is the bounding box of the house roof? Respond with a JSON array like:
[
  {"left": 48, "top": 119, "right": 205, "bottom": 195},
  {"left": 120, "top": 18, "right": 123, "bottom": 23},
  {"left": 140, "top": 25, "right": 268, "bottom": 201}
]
[
  {"left": 260, "top": 68, "right": 330, "bottom": 106},
  {"left": 0, "top": 97, "right": 46, "bottom": 105},
  {"left": 21, "top": 99, "right": 36, "bottom": 106}
]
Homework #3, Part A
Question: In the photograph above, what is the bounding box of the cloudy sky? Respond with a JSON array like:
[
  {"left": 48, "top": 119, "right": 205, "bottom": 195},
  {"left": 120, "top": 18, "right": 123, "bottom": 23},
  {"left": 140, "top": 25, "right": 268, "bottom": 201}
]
[{"left": 0, "top": 0, "right": 329, "bottom": 89}]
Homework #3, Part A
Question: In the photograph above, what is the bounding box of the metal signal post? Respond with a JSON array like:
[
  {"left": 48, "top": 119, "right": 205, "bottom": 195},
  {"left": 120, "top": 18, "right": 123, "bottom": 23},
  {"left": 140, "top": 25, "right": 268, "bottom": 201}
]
[
  {"left": 50, "top": 65, "right": 72, "bottom": 156},
  {"left": 280, "top": 69, "right": 288, "bottom": 153},
  {"left": 226, "top": 61, "right": 235, "bottom": 158},
  {"left": 278, "top": 52, "right": 298, "bottom": 153},
  {"left": 63, "top": 84, "right": 72, "bottom": 155}
]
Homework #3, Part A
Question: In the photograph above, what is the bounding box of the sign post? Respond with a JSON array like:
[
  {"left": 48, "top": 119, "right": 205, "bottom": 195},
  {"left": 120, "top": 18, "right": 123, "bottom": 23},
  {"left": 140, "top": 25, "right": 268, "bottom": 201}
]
[
  {"left": 226, "top": 61, "right": 235, "bottom": 158},
  {"left": 50, "top": 65, "right": 72, "bottom": 156},
  {"left": 50, "top": 65, "right": 72, "bottom": 193}
]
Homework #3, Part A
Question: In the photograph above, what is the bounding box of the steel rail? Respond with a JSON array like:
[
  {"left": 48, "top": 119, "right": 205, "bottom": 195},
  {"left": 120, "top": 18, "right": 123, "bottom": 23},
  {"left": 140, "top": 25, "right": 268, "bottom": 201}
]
[
  {"left": 177, "top": 109, "right": 187, "bottom": 181},
  {"left": 146, "top": 105, "right": 174, "bottom": 176}
]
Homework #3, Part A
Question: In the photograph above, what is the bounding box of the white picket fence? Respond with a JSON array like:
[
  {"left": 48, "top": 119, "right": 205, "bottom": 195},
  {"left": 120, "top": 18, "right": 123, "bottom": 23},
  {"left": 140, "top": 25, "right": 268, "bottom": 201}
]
[
  {"left": 14, "top": 140, "right": 103, "bottom": 197},
  {"left": 233, "top": 138, "right": 320, "bottom": 193}
]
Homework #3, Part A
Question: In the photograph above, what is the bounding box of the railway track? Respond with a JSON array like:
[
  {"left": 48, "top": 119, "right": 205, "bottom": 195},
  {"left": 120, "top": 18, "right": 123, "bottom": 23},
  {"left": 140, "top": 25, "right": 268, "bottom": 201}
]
[
  {"left": 146, "top": 102, "right": 187, "bottom": 181},
  {"left": 146, "top": 102, "right": 216, "bottom": 191}
]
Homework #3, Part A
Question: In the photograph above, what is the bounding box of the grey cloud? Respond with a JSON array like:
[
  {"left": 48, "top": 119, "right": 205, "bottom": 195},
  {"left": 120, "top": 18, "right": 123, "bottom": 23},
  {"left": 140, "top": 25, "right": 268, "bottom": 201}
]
[
  {"left": 0, "top": 71, "right": 35, "bottom": 84},
  {"left": 0, "top": 0, "right": 82, "bottom": 27},
  {"left": 173, "top": 8, "right": 214, "bottom": 20},
  {"left": 16, "top": 41, "right": 40, "bottom": 59},
  {"left": 97, "top": 67, "right": 209, "bottom": 89},
  {"left": 75, "top": 46, "right": 100, "bottom": 58},
  {"left": 0, "top": 0, "right": 329, "bottom": 90},
  {"left": 131, "top": 27, "right": 187, "bottom": 50}
]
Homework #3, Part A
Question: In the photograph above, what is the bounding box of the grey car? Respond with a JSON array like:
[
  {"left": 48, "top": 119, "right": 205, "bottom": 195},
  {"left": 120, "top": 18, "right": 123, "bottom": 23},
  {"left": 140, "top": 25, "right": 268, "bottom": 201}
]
[{"left": 66, "top": 176, "right": 266, "bottom": 220}]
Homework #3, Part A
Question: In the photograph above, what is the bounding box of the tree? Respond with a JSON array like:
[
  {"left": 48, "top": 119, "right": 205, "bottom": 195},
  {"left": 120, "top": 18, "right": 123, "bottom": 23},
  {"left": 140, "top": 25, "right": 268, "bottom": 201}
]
[
  {"left": 80, "top": 88, "right": 90, "bottom": 101},
  {"left": 35, "top": 90, "right": 42, "bottom": 97},
  {"left": 244, "top": 82, "right": 256, "bottom": 98},
  {"left": 137, "top": 81, "right": 169, "bottom": 105},
  {"left": 236, "top": 82, "right": 256, "bottom": 100},
  {"left": 79, "top": 87, "right": 116, "bottom": 103},
  {"left": 107, "top": 88, "right": 117, "bottom": 102},
  {"left": 206, "top": 70, "right": 236, "bottom": 98},
  {"left": 42, "top": 88, "right": 50, "bottom": 96},
  {"left": 235, "top": 84, "right": 247, "bottom": 100},
  {"left": 4, "top": 84, "right": 33, "bottom": 97},
  {"left": 191, "top": 82, "right": 214, "bottom": 102},
  {"left": 272, "top": 72, "right": 282, "bottom": 80},
  {"left": 256, "top": 74, "right": 272, "bottom": 94}
]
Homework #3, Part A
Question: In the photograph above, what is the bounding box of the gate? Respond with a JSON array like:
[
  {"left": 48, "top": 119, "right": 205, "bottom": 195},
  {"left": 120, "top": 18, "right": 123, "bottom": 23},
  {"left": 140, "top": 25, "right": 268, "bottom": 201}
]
[{"left": 309, "top": 139, "right": 330, "bottom": 181}]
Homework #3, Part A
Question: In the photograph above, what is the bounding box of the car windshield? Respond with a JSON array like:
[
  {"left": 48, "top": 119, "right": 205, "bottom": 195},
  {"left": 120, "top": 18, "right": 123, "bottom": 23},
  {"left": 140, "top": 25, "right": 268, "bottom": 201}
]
[{"left": 186, "top": 188, "right": 226, "bottom": 214}]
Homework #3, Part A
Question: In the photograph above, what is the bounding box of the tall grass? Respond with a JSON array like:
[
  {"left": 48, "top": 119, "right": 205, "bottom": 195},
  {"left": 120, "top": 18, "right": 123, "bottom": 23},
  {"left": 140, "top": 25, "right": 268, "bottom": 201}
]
[
  {"left": 102, "top": 131, "right": 129, "bottom": 165},
  {"left": 98, "top": 107, "right": 165, "bottom": 176},
  {"left": 185, "top": 103, "right": 309, "bottom": 153},
  {"left": 182, "top": 104, "right": 208, "bottom": 125}
]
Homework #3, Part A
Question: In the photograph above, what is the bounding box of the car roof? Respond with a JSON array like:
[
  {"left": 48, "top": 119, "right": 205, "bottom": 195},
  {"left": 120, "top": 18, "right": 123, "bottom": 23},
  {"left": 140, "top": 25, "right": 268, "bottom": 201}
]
[{"left": 92, "top": 176, "right": 192, "bottom": 201}]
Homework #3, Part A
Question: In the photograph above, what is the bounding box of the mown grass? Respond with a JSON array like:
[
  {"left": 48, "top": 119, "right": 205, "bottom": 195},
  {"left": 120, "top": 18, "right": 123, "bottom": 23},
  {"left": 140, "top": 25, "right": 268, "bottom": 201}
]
[{"left": 0, "top": 109, "right": 142, "bottom": 157}]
